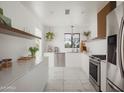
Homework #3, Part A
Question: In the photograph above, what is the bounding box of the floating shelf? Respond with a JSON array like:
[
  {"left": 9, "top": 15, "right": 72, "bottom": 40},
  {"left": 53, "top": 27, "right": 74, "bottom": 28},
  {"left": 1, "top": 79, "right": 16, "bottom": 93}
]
[
  {"left": 83, "top": 37, "right": 106, "bottom": 42},
  {"left": 0, "top": 23, "right": 41, "bottom": 39}
]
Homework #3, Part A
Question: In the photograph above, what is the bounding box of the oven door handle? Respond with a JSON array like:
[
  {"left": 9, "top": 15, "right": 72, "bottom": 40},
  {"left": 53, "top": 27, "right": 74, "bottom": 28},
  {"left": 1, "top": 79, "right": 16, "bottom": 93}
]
[{"left": 107, "top": 79, "right": 122, "bottom": 92}]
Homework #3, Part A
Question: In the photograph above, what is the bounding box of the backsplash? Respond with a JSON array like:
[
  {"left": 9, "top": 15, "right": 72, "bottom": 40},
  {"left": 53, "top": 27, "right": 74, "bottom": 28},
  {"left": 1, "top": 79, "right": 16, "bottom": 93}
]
[{"left": 86, "top": 39, "right": 107, "bottom": 55}]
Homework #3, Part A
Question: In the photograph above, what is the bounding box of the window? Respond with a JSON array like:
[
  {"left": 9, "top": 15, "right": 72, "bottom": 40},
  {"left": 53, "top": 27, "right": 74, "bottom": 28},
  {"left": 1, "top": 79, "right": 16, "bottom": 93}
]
[{"left": 64, "top": 33, "right": 80, "bottom": 48}]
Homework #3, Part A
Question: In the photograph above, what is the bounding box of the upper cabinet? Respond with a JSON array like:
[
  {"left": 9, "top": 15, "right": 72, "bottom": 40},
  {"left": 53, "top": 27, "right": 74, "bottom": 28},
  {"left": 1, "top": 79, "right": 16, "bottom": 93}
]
[{"left": 97, "top": 1, "right": 116, "bottom": 38}]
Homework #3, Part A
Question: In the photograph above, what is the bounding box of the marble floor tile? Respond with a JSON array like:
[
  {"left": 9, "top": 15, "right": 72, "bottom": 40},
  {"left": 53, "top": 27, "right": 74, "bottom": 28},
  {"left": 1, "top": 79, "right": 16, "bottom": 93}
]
[
  {"left": 44, "top": 67, "right": 96, "bottom": 92},
  {"left": 44, "top": 89, "right": 63, "bottom": 92},
  {"left": 46, "top": 80, "right": 63, "bottom": 90},
  {"left": 82, "top": 83, "right": 96, "bottom": 92},
  {"left": 64, "top": 77, "right": 79, "bottom": 80},
  {"left": 64, "top": 80, "right": 83, "bottom": 90},
  {"left": 80, "top": 79, "right": 91, "bottom": 84},
  {"left": 64, "top": 80, "right": 81, "bottom": 84},
  {"left": 53, "top": 76, "right": 64, "bottom": 80},
  {"left": 64, "top": 89, "right": 83, "bottom": 92},
  {"left": 64, "top": 83, "right": 83, "bottom": 90}
]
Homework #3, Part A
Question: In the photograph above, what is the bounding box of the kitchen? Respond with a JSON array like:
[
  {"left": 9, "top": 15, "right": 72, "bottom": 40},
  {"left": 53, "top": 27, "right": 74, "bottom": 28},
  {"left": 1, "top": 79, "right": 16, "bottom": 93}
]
[{"left": 0, "top": 1, "right": 123, "bottom": 92}]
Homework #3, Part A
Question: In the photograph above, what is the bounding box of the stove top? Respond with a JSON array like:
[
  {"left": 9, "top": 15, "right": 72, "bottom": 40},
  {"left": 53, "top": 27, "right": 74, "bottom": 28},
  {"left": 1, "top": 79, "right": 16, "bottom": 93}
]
[{"left": 92, "top": 55, "right": 106, "bottom": 60}]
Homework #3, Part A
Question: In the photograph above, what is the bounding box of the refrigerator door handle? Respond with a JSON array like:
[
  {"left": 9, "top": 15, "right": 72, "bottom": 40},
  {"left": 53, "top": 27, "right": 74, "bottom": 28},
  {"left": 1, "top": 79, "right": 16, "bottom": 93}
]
[
  {"left": 107, "top": 79, "right": 122, "bottom": 92},
  {"left": 118, "top": 17, "right": 124, "bottom": 76},
  {"left": 121, "top": 22, "right": 124, "bottom": 73},
  {"left": 108, "top": 81, "right": 121, "bottom": 92}
]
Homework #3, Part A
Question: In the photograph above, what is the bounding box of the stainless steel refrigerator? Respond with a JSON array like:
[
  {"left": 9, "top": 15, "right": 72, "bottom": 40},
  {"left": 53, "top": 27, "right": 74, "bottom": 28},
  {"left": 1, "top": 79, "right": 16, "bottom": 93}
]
[{"left": 107, "top": 2, "right": 124, "bottom": 92}]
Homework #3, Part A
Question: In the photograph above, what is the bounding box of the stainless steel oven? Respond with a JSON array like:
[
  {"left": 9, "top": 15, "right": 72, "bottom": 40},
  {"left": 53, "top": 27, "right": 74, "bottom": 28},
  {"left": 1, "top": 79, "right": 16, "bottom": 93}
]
[{"left": 89, "top": 56, "right": 101, "bottom": 91}]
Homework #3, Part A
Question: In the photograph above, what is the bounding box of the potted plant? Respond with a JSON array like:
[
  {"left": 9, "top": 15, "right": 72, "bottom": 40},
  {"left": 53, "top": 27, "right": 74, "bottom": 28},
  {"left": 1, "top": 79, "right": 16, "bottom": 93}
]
[
  {"left": 29, "top": 47, "right": 39, "bottom": 58},
  {"left": 0, "top": 8, "right": 3, "bottom": 15},
  {"left": 83, "top": 31, "right": 91, "bottom": 40},
  {"left": 45, "top": 32, "right": 55, "bottom": 41}
]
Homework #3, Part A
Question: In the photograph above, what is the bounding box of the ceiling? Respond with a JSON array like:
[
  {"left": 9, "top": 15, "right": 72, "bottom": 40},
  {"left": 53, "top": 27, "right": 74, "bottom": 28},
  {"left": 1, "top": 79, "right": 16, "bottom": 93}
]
[{"left": 21, "top": 1, "right": 108, "bottom": 26}]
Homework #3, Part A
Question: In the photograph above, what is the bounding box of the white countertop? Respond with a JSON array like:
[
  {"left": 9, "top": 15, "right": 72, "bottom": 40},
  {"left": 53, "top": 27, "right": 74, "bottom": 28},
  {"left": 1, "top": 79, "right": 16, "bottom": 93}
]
[
  {"left": 44, "top": 52, "right": 89, "bottom": 54},
  {"left": 0, "top": 58, "right": 45, "bottom": 91}
]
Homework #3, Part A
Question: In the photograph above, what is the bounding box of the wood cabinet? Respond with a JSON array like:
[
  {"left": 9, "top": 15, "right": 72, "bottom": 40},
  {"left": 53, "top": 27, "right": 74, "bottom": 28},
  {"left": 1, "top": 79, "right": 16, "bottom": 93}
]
[{"left": 97, "top": 1, "right": 116, "bottom": 38}]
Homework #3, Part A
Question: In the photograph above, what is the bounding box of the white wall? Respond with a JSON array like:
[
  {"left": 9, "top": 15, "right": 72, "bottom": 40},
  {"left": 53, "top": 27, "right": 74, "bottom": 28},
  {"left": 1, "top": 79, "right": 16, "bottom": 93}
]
[
  {"left": 0, "top": 34, "right": 34, "bottom": 61},
  {"left": 0, "top": 2, "right": 43, "bottom": 61},
  {"left": 42, "top": 26, "right": 49, "bottom": 53},
  {"left": 45, "top": 10, "right": 107, "bottom": 54},
  {"left": 0, "top": 1, "right": 42, "bottom": 36},
  {"left": 15, "top": 1, "right": 108, "bottom": 55},
  {"left": 45, "top": 26, "right": 74, "bottom": 52}
]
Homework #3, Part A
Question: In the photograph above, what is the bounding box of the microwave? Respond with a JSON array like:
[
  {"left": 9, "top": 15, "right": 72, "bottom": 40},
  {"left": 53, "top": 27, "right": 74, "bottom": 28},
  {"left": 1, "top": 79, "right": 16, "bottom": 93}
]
[{"left": 107, "top": 34, "right": 117, "bottom": 65}]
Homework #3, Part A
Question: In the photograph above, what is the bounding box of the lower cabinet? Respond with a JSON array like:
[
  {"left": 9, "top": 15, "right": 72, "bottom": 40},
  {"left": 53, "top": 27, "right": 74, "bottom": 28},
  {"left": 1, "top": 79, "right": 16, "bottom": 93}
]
[
  {"left": 65, "top": 53, "right": 82, "bottom": 67},
  {"left": 3, "top": 62, "right": 48, "bottom": 92},
  {"left": 44, "top": 52, "right": 55, "bottom": 67},
  {"left": 81, "top": 53, "right": 89, "bottom": 78}
]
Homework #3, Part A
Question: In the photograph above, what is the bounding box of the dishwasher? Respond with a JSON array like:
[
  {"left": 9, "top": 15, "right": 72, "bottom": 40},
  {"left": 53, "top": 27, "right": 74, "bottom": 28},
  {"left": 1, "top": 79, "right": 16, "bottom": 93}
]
[{"left": 54, "top": 53, "right": 65, "bottom": 67}]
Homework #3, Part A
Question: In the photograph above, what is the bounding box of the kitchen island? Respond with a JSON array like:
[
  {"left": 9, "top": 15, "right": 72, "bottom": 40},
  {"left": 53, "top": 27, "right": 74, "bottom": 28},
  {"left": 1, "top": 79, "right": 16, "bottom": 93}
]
[
  {"left": 0, "top": 57, "right": 48, "bottom": 92},
  {"left": 44, "top": 52, "right": 89, "bottom": 77}
]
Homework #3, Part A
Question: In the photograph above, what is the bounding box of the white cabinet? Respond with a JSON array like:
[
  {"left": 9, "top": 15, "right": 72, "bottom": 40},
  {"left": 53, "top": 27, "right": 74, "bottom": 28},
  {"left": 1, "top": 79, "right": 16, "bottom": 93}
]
[
  {"left": 44, "top": 52, "right": 55, "bottom": 67},
  {"left": 3, "top": 62, "right": 48, "bottom": 92},
  {"left": 101, "top": 61, "right": 107, "bottom": 92},
  {"left": 44, "top": 52, "right": 89, "bottom": 71},
  {"left": 65, "top": 53, "right": 82, "bottom": 67},
  {"left": 65, "top": 53, "right": 89, "bottom": 76},
  {"left": 81, "top": 53, "right": 89, "bottom": 77}
]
